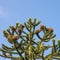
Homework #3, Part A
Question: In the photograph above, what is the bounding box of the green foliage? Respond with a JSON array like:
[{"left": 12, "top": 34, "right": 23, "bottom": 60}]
[{"left": 0, "top": 18, "right": 60, "bottom": 60}]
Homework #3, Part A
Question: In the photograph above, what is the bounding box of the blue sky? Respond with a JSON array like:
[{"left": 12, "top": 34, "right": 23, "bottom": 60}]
[{"left": 0, "top": 0, "right": 60, "bottom": 60}]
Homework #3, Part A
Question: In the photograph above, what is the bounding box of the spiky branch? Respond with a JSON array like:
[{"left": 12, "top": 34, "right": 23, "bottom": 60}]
[{"left": 0, "top": 18, "right": 60, "bottom": 60}]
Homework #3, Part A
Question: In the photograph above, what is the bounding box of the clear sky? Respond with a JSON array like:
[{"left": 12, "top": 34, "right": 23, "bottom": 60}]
[{"left": 0, "top": 0, "right": 60, "bottom": 60}]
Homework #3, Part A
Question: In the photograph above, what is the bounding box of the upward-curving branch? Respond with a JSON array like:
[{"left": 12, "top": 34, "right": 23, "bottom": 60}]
[{"left": 0, "top": 18, "right": 60, "bottom": 60}]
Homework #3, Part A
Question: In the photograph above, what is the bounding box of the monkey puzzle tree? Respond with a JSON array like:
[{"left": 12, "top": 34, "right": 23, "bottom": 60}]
[{"left": 0, "top": 18, "right": 60, "bottom": 60}]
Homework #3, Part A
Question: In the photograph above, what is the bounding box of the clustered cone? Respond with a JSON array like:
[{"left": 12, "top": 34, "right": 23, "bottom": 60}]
[
  {"left": 7, "top": 35, "right": 18, "bottom": 44},
  {"left": 35, "top": 25, "right": 45, "bottom": 34},
  {"left": 46, "top": 28, "right": 53, "bottom": 33},
  {"left": 35, "top": 24, "right": 53, "bottom": 35},
  {"left": 12, "top": 35, "right": 18, "bottom": 40},
  {"left": 35, "top": 29, "right": 40, "bottom": 34},
  {"left": 3, "top": 24, "right": 23, "bottom": 44},
  {"left": 40, "top": 25, "right": 45, "bottom": 31}
]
